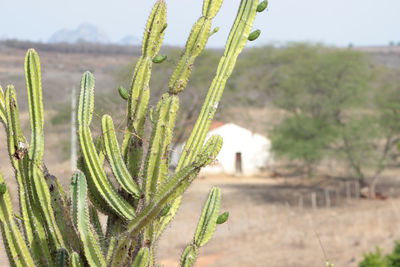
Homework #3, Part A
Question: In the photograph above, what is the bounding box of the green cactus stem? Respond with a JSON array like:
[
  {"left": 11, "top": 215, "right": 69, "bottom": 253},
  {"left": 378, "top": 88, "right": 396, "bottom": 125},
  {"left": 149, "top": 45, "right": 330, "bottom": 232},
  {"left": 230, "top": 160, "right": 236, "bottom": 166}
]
[{"left": 0, "top": 0, "right": 266, "bottom": 265}]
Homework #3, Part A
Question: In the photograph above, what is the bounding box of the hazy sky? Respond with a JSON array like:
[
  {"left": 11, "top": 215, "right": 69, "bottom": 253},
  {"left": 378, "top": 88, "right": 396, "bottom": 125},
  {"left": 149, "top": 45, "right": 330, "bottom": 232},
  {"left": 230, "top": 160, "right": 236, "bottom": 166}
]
[{"left": 2, "top": 0, "right": 399, "bottom": 47}]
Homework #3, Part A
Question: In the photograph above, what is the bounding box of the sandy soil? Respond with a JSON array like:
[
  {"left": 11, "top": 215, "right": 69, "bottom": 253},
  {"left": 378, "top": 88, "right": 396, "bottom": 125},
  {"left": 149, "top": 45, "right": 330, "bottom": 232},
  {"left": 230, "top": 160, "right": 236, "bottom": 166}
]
[{"left": 152, "top": 176, "right": 400, "bottom": 267}]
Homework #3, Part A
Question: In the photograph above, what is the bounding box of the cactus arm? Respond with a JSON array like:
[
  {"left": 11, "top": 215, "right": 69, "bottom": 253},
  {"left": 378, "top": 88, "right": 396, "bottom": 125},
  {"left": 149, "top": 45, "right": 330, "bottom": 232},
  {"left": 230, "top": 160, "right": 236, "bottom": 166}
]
[
  {"left": 122, "top": 0, "right": 167, "bottom": 177},
  {"left": 77, "top": 71, "right": 136, "bottom": 220},
  {"left": 143, "top": 0, "right": 223, "bottom": 206},
  {"left": 4, "top": 86, "right": 32, "bottom": 241},
  {"left": 25, "top": 49, "right": 44, "bottom": 163},
  {"left": 71, "top": 172, "right": 106, "bottom": 267},
  {"left": 141, "top": 94, "right": 178, "bottom": 254},
  {"left": 0, "top": 173, "right": 36, "bottom": 267},
  {"left": 77, "top": 156, "right": 114, "bottom": 216},
  {"left": 156, "top": 0, "right": 258, "bottom": 238},
  {"left": 25, "top": 49, "right": 67, "bottom": 251},
  {"left": 156, "top": 0, "right": 258, "bottom": 236},
  {"left": 101, "top": 115, "right": 141, "bottom": 197},
  {"left": 178, "top": 0, "right": 258, "bottom": 169},
  {"left": 131, "top": 247, "right": 150, "bottom": 267},
  {"left": 180, "top": 187, "right": 221, "bottom": 267},
  {"left": 193, "top": 187, "right": 221, "bottom": 247},
  {"left": 143, "top": 0, "right": 222, "bottom": 243},
  {"left": 168, "top": 0, "right": 223, "bottom": 94},
  {"left": 70, "top": 252, "right": 84, "bottom": 267},
  {"left": 4, "top": 86, "right": 55, "bottom": 265},
  {"left": 0, "top": 86, "right": 6, "bottom": 126},
  {"left": 202, "top": 0, "right": 224, "bottom": 17},
  {"left": 143, "top": 94, "right": 179, "bottom": 202}
]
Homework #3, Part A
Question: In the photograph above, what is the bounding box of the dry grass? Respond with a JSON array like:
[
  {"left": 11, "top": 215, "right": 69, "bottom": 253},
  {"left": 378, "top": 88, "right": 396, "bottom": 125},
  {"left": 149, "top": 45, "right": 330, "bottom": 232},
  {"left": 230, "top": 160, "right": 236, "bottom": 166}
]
[{"left": 157, "top": 177, "right": 400, "bottom": 267}]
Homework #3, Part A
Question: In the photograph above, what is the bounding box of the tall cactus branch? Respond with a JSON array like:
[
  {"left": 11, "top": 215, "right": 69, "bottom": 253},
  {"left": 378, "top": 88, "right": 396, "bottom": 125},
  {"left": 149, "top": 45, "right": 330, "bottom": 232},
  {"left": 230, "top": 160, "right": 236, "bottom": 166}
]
[
  {"left": 77, "top": 71, "right": 136, "bottom": 220},
  {"left": 122, "top": 0, "right": 167, "bottom": 178},
  {"left": 157, "top": 0, "right": 259, "bottom": 241}
]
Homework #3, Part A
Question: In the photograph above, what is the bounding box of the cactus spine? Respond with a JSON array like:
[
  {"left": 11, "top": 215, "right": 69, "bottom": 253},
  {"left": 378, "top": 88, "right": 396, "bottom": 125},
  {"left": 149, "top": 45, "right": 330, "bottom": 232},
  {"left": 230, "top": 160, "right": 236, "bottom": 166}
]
[{"left": 0, "top": 0, "right": 265, "bottom": 266}]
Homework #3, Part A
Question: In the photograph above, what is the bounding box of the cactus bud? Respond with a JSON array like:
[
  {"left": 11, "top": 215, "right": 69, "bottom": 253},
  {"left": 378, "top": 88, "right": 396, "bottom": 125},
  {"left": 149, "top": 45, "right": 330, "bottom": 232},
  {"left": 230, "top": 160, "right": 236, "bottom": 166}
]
[
  {"left": 257, "top": 0, "right": 268, "bottom": 12},
  {"left": 0, "top": 183, "right": 6, "bottom": 195},
  {"left": 216, "top": 211, "right": 229, "bottom": 224},
  {"left": 160, "top": 23, "right": 168, "bottom": 34},
  {"left": 160, "top": 204, "right": 171, "bottom": 216},
  {"left": 118, "top": 86, "right": 129, "bottom": 100},
  {"left": 210, "top": 27, "right": 220, "bottom": 37},
  {"left": 248, "top": 29, "right": 261, "bottom": 41},
  {"left": 152, "top": 54, "right": 167, "bottom": 63}
]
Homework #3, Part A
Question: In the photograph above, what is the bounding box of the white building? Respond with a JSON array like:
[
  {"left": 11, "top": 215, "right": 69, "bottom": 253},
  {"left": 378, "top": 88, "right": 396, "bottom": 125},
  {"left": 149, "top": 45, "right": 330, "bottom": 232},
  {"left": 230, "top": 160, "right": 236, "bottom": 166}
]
[{"left": 172, "top": 122, "right": 273, "bottom": 176}]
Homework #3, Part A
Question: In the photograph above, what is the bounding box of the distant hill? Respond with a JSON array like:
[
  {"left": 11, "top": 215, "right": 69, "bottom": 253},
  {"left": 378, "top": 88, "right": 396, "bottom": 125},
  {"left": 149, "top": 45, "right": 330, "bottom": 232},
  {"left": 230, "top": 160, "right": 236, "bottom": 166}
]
[{"left": 48, "top": 23, "right": 110, "bottom": 44}]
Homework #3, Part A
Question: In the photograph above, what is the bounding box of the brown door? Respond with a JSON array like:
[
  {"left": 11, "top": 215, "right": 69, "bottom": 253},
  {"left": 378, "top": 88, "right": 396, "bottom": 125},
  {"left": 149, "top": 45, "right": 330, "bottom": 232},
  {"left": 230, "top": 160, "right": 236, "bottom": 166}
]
[{"left": 235, "top": 152, "right": 242, "bottom": 174}]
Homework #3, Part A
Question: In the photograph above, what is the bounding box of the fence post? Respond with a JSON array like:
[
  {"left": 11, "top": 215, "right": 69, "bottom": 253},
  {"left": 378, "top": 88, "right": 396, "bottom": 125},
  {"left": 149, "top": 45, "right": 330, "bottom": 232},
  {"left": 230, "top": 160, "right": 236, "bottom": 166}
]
[
  {"left": 335, "top": 188, "right": 340, "bottom": 205},
  {"left": 298, "top": 195, "right": 304, "bottom": 211},
  {"left": 354, "top": 181, "right": 360, "bottom": 199},
  {"left": 324, "top": 188, "right": 331, "bottom": 208},
  {"left": 346, "top": 181, "right": 352, "bottom": 202},
  {"left": 311, "top": 192, "right": 317, "bottom": 210}
]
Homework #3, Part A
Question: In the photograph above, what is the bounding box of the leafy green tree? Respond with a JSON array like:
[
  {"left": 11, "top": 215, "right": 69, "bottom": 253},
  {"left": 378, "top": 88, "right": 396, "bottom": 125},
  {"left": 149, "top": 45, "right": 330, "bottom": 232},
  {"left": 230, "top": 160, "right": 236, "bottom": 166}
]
[
  {"left": 270, "top": 44, "right": 372, "bottom": 176},
  {"left": 271, "top": 114, "right": 337, "bottom": 177},
  {"left": 338, "top": 67, "right": 400, "bottom": 192},
  {"left": 269, "top": 44, "right": 400, "bottom": 192}
]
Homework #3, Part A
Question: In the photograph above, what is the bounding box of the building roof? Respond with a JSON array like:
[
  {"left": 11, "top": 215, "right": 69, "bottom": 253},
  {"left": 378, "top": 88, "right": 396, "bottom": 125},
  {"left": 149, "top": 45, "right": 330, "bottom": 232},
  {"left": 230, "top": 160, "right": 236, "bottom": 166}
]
[{"left": 209, "top": 121, "right": 225, "bottom": 130}]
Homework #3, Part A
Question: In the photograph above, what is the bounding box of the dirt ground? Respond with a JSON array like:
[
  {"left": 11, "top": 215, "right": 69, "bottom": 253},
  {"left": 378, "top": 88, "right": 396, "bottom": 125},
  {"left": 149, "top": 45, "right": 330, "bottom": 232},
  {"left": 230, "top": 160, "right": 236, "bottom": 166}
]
[
  {"left": 155, "top": 176, "right": 400, "bottom": 267},
  {"left": 1, "top": 169, "right": 399, "bottom": 266}
]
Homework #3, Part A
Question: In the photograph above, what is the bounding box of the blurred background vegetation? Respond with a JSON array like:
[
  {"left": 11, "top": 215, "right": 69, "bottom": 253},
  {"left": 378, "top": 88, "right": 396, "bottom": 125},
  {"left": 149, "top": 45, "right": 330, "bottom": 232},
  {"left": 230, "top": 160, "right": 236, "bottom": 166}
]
[{"left": 23, "top": 40, "right": 399, "bottom": 196}]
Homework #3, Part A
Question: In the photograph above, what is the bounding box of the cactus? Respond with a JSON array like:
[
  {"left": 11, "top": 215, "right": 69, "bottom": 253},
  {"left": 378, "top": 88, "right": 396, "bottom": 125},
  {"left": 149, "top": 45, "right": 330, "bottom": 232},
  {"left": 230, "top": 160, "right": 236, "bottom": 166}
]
[{"left": 0, "top": 0, "right": 264, "bottom": 266}]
